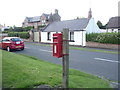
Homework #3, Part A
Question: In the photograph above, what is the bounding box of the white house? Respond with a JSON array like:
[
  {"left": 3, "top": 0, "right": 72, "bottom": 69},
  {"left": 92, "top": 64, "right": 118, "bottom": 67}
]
[
  {"left": 41, "top": 17, "right": 101, "bottom": 46},
  {"left": 36, "top": 8, "right": 101, "bottom": 46}
]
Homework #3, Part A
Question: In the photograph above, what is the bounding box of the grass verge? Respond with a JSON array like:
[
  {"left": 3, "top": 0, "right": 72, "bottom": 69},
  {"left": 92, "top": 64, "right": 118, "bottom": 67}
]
[
  {"left": 2, "top": 50, "right": 111, "bottom": 88},
  {"left": 70, "top": 47, "right": 118, "bottom": 54}
]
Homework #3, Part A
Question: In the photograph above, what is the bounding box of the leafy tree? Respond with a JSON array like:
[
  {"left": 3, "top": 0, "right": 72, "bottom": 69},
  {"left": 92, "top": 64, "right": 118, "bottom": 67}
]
[
  {"left": 13, "top": 27, "right": 23, "bottom": 32},
  {"left": 97, "top": 21, "right": 103, "bottom": 29},
  {"left": 102, "top": 24, "right": 107, "bottom": 29},
  {"left": 97, "top": 21, "right": 107, "bottom": 29},
  {"left": 76, "top": 17, "right": 80, "bottom": 19},
  {"left": 23, "top": 26, "right": 33, "bottom": 31}
]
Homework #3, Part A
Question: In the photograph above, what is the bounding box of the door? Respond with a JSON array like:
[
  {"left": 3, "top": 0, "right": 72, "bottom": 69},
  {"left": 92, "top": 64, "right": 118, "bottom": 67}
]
[
  {"left": 34, "top": 32, "right": 40, "bottom": 42},
  {"left": 1, "top": 39, "right": 10, "bottom": 49}
]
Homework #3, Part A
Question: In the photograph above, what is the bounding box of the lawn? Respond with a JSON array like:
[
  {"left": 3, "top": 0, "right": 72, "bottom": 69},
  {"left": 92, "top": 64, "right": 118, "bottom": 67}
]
[{"left": 2, "top": 50, "right": 112, "bottom": 88}]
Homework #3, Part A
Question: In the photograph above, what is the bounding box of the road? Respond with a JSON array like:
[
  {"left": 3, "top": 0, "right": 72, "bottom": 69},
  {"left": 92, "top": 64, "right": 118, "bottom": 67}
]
[{"left": 14, "top": 42, "right": 119, "bottom": 82}]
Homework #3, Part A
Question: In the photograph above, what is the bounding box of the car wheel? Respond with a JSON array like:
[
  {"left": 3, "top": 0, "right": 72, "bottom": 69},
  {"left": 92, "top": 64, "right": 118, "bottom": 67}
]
[
  {"left": 7, "top": 46, "right": 11, "bottom": 52},
  {"left": 21, "top": 47, "right": 24, "bottom": 50}
]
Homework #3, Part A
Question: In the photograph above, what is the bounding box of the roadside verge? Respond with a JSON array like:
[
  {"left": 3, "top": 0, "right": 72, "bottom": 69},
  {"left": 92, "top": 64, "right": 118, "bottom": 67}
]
[{"left": 2, "top": 50, "right": 111, "bottom": 88}]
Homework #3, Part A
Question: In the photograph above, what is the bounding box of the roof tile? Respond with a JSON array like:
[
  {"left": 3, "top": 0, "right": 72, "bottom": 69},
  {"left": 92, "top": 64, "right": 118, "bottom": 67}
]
[{"left": 43, "top": 18, "right": 90, "bottom": 32}]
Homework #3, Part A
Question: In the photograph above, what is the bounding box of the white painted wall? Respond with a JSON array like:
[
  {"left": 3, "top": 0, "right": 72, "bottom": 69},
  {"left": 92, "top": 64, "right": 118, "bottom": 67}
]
[
  {"left": 41, "top": 31, "right": 86, "bottom": 46},
  {"left": 107, "top": 29, "right": 119, "bottom": 33},
  {"left": 41, "top": 32, "right": 56, "bottom": 43},
  {"left": 69, "top": 31, "right": 86, "bottom": 46},
  {"left": 101, "top": 29, "right": 119, "bottom": 33},
  {"left": 85, "top": 18, "right": 101, "bottom": 34},
  {"left": 101, "top": 29, "right": 107, "bottom": 33}
]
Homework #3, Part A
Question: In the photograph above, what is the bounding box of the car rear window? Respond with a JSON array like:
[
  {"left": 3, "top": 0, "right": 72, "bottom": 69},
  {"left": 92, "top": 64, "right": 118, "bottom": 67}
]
[{"left": 11, "top": 38, "right": 22, "bottom": 42}]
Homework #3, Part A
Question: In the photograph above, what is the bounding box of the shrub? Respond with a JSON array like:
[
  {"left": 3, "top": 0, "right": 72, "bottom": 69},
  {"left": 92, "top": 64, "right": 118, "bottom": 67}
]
[
  {"left": 86, "top": 33, "right": 99, "bottom": 42},
  {"left": 18, "top": 32, "right": 30, "bottom": 39},
  {"left": 2, "top": 31, "right": 9, "bottom": 33},
  {"left": 86, "top": 32, "right": 120, "bottom": 44},
  {"left": 8, "top": 32, "right": 30, "bottom": 39},
  {"left": 23, "top": 26, "right": 33, "bottom": 31},
  {"left": 8, "top": 32, "right": 19, "bottom": 37}
]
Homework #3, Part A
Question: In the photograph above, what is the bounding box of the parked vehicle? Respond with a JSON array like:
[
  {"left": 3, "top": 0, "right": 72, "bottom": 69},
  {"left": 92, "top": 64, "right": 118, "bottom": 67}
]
[{"left": 0, "top": 37, "right": 24, "bottom": 51}]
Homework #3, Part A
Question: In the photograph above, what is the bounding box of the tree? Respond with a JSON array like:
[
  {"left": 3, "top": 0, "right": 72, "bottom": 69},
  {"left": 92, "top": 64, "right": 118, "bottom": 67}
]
[
  {"left": 13, "top": 27, "right": 23, "bottom": 32},
  {"left": 97, "top": 20, "right": 107, "bottom": 29},
  {"left": 23, "top": 26, "right": 33, "bottom": 31},
  {"left": 102, "top": 24, "right": 107, "bottom": 29},
  {"left": 97, "top": 21, "right": 103, "bottom": 29}
]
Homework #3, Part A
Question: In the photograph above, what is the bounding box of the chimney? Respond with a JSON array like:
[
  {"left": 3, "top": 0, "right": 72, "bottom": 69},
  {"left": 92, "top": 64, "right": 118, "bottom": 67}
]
[{"left": 88, "top": 8, "right": 92, "bottom": 19}]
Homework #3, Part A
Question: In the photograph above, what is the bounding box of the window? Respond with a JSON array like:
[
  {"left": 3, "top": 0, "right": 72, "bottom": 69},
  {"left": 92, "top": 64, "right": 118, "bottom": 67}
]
[
  {"left": 70, "top": 32, "right": 74, "bottom": 42},
  {"left": 42, "top": 20, "right": 46, "bottom": 25},
  {"left": 2, "top": 39, "right": 10, "bottom": 42},
  {"left": 11, "top": 38, "right": 22, "bottom": 42},
  {"left": 47, "top": 32, "right": 51, "bottom": 40}
]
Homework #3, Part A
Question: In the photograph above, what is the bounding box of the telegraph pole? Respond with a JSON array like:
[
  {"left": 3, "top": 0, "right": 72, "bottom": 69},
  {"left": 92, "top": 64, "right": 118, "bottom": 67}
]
[{"left": 62, "top": 28, "right": 69, "bottom": 88}]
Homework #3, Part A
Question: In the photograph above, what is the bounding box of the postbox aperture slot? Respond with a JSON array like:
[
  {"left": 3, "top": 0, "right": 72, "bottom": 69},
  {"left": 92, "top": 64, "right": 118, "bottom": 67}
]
[{"left": 53, "top": 36, "right": 58, "bottom": 39}]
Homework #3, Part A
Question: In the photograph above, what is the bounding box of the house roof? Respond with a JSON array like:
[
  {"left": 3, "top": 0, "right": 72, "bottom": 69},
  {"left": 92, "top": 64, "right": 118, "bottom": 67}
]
[
  {"left": 106, "top": 16, "right": 120, "bottom": 29},
  {"left": 26, "top": 16, "right": 41, "bottom": 22},
  {"left": 26, "top": 14, "right": 50, "bottom": 23},
  {"left": 32, "top": 16, "right": 41, "bottom": 22},
  {"left": 42, "top": 13, "right": 50, "bottom": 19},
  {"left": 43, "top": 18, "right": 90, "bottom": 32},
  {"left": 26, "top": 17, "right": 33, "bottom": 22}
]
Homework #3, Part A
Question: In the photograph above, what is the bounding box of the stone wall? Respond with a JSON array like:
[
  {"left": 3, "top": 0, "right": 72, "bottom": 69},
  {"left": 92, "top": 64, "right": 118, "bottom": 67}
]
[{"left": 86, "top": 41, "right": 119, "bottom": 50}]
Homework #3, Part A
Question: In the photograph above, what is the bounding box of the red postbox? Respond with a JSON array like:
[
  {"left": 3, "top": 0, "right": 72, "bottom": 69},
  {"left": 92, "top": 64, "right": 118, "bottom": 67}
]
[{"left": 53, "top": 33, "right": 63, "bottom": 58}]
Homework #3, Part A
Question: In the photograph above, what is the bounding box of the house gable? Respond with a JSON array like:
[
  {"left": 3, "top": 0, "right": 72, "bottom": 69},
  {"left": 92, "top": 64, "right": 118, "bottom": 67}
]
[{"left": 85, "top": 18, "right": 101, "bottom": 33}]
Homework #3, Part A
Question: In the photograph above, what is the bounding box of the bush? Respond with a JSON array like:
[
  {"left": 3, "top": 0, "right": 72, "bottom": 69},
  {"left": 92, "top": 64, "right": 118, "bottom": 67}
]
[
  {"left": 2, "top": 31, "right": 9, "bottom": 33},
  {"left": 86, "top": 33, "right": 120, "bottom": 44},
  {"left": 86, "top": 33, "right": 99, "bottom": 42},
  {"left": 8, "top": 32, "right": 30, "bottom": 39},
  {"left": 23, "top": 26, "right": 33, "bottom": 31}
]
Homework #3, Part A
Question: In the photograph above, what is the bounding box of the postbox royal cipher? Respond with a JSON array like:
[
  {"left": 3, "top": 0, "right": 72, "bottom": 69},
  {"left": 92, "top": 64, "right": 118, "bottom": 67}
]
[{"left": 53, "top": 33, "right": 63, "bottom": 58}]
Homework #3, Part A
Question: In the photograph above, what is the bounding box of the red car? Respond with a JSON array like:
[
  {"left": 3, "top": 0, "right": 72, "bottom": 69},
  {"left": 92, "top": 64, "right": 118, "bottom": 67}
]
[{"left": 0, "top": 37, "right": 24, "bottom": 51}]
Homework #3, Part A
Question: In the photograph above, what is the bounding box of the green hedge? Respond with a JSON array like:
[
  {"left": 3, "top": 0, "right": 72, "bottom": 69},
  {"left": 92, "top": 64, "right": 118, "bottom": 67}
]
[
  {"left": 8, "top": 32, "right": 30, "bottom": 39},
  {"left": 86, "top": 33, "right": 120, "bottom": 44}
]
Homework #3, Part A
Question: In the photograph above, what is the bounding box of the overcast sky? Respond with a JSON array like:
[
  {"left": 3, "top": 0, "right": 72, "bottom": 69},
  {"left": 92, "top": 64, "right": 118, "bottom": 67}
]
[{"left": 0, "top": 0, "right": 119, "bottom": 27}]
